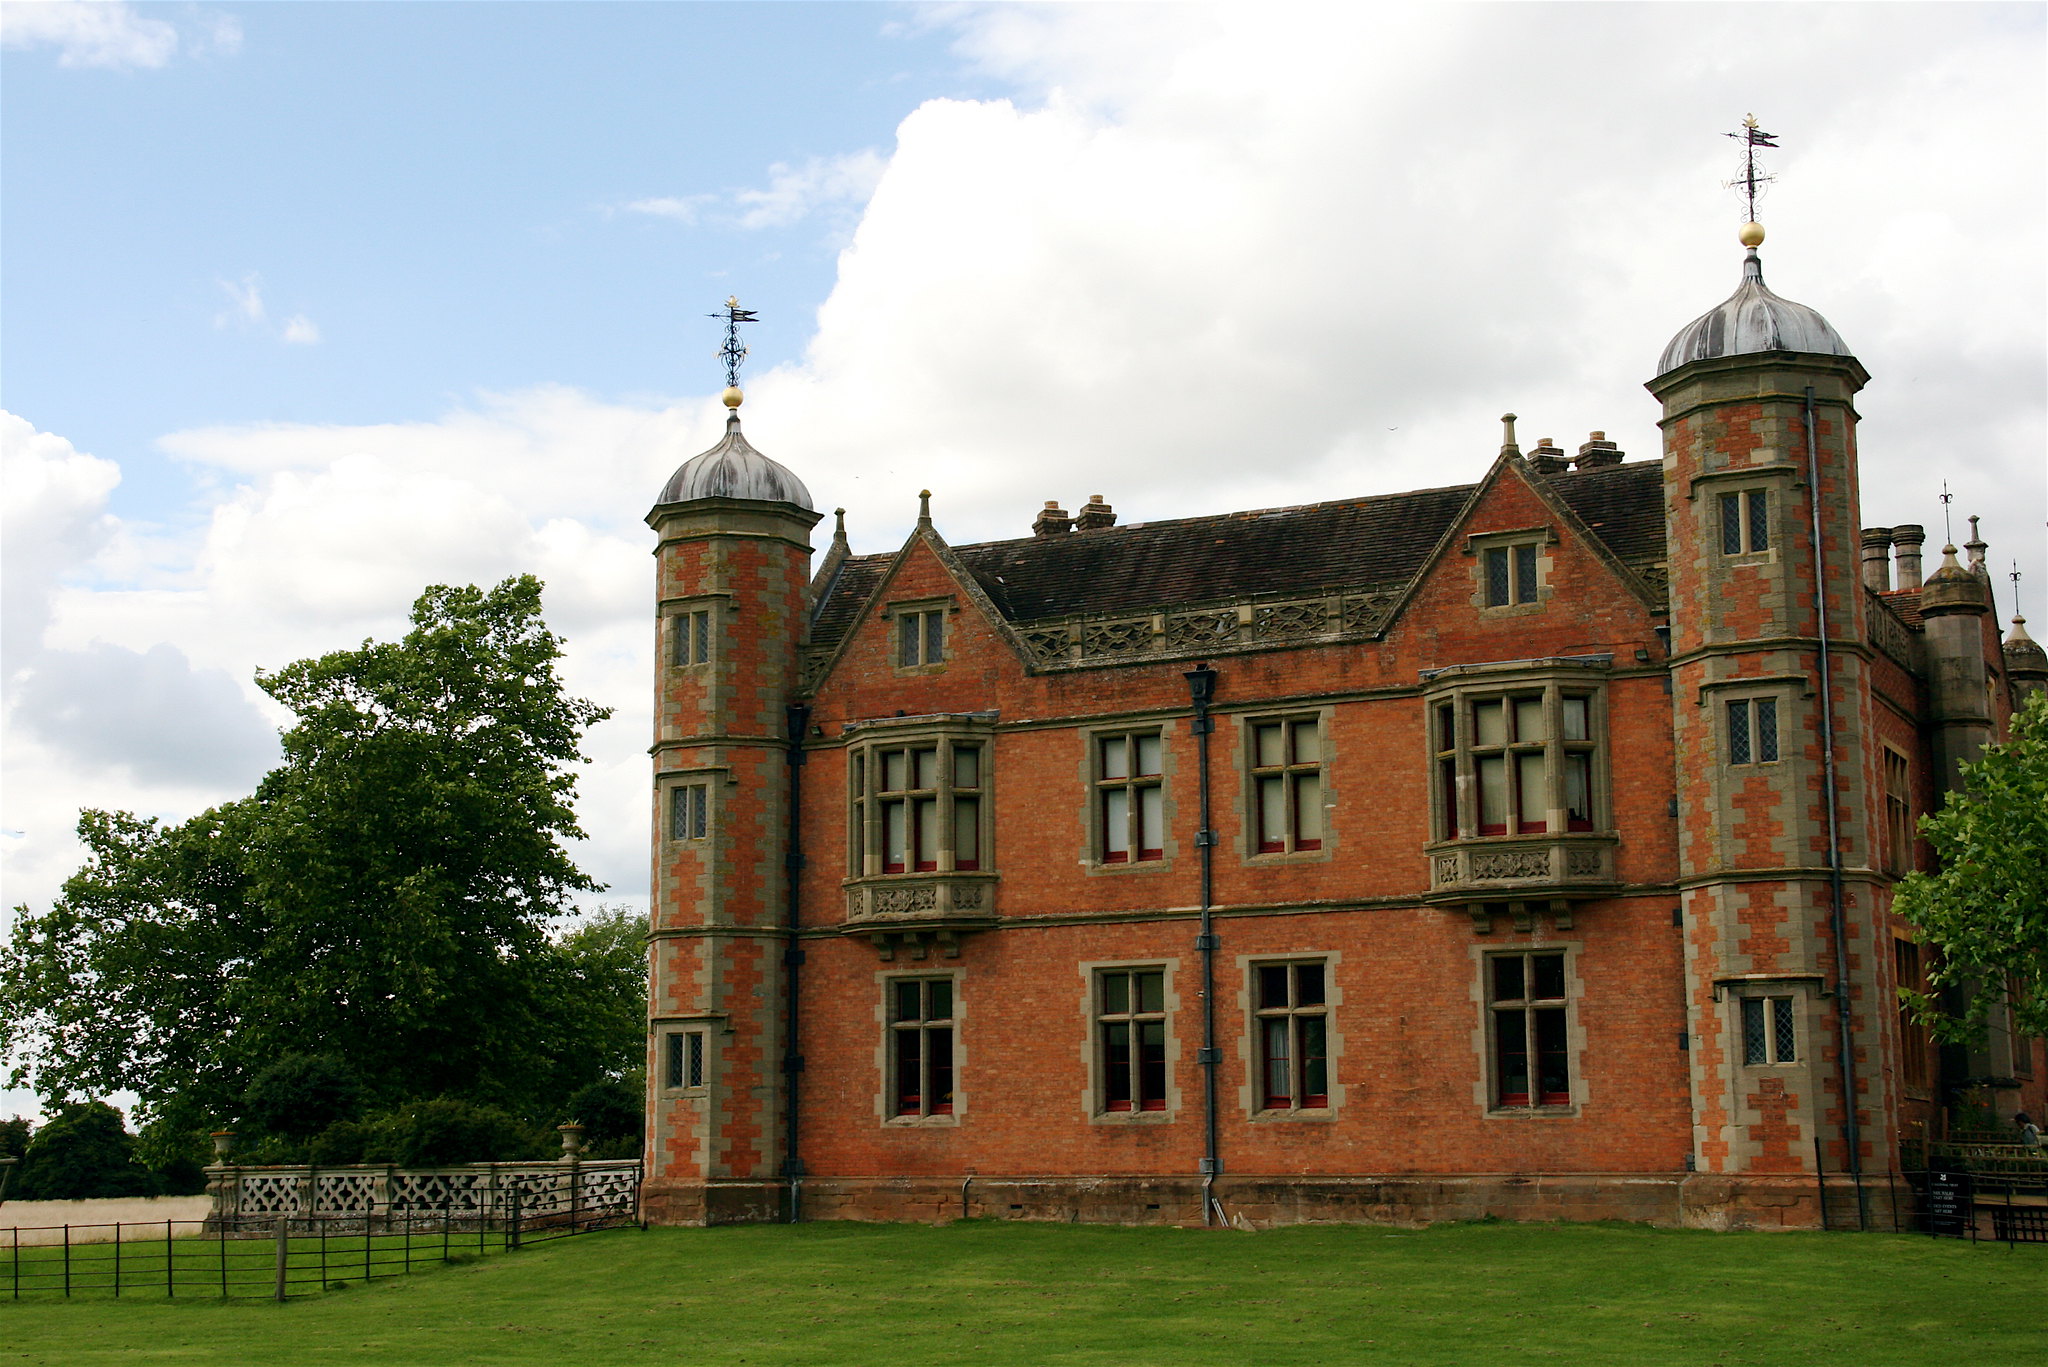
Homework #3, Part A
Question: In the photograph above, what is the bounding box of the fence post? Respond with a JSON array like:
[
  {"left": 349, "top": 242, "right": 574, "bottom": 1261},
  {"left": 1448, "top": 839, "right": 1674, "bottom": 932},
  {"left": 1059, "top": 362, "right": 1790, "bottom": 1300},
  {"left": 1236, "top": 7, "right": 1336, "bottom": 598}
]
[
  {"left": 113, "top": 1222, "right": 122, "bottom": 1298},
  {"left": 275, "top": 1216, "right": 289, "bottom": 1300},
  {"left": 508, "top": 1183, "right": 521, "bottom": 1251},
  {"left": 164, "top": 1219, "right": 172, "bottom": 1297},
  {"left": 62, "top": 1225, "right": 70, "bottom": 1298}
]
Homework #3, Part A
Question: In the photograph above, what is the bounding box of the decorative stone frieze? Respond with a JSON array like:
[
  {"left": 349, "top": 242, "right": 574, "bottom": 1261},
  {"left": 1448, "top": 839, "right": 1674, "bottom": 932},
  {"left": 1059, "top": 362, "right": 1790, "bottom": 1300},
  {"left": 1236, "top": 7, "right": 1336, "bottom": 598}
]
[
  {"left": 1424, "top": 835, "right": 1618, "bottom": 900},
  {"left": 841, "top": 874, "right": 999, "bottom": 934}
]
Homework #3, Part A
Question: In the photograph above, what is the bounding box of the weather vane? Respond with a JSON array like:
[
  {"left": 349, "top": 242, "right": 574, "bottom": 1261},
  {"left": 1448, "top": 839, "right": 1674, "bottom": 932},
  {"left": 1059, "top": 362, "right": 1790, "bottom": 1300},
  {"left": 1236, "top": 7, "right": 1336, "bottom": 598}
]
[
  {"left": 1939, "top": 481, "right": 1954, "bottom": 544},
  {"left": 711, "top": 295, "right": 758, "bottom": 394},
  {"left": 1724, "top": 114, "right": 1779, "bottom": 228}
]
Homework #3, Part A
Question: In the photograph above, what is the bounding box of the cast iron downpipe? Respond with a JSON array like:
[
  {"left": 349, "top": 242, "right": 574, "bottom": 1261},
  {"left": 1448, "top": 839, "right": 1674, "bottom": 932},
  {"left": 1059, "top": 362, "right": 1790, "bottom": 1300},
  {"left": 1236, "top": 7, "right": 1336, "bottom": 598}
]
[
  {"left": 783, "top": 702, "right": 812, "bottom": 1222},
  {"left": 1185, "top": 665, "right": 1223, "bottom": 1226},
  {"left": 1805, "top": 386, "right": 1864, "bottom": 1228}
]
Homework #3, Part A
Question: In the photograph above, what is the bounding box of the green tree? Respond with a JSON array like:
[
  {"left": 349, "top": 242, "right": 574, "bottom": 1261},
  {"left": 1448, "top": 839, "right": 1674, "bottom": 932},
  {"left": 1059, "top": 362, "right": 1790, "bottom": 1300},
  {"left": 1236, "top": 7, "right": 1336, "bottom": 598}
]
[
  {"left": 0, "top": 1115, "right": 29, "bottom": 1163},
  {"left": 242, "top": 1054, "right": 365, "bottom": 1140},
  {"left": 539, "top": 905, "right": 649, "bottom": 1100},
  {"left": 0, "top": 576, "right": 616, "bottom": 1132},
  {"left": 12, "top": 1102, "right": 157, "bottom": 1201},
  {"left": 1895, "top": 691, "right": 2048, "bottom": 1041}
]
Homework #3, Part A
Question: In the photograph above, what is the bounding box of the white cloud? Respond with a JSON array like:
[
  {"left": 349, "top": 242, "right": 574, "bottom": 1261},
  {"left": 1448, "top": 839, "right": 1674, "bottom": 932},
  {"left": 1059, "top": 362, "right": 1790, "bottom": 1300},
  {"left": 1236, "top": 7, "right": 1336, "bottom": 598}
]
[
  {"left": 214, "top": 275, "right": 324, "bottom": 346},
  {"left": 0, "top": 410, "right": 121, "bottom": 664},
  {"left": 621, "top": 196, "right": 705, "bottom": 225},
  {"left": 1, "top": 394, "right": 691, "bottom": 921},
  {"left": 0, "top": 0, "right": 228, "bottom": 71},
  {"left": 215, "top": 273, "right": 266, "bottom": 328},
  {"left": 730, "top": 151, "right": 887, "bottom": 230},
  {"left": 620, "top": 149, "right": 885, "bottom": 233}
]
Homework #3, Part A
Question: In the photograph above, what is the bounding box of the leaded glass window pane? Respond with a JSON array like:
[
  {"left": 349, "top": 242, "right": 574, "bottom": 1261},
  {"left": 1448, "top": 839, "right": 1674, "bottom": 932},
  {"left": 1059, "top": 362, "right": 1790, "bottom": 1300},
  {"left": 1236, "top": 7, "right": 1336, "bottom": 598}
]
[
  {"left": 1742, "top": 997, "right": 1767, "bottom": 1065},
  {"left": 1728, "top": 700, "right": 1752, "bottom": 765},
  {"left": 1746, "top": 489, "right": 1770, "bottom": 551},
  {"left": 1514, "top": 543, "right": 1538, "bottom": 603},
  {"left": 1485, "top": 547, "right": 1510, "bottom": 606},
  {"left": 1755, "top": 698, "right": 1778, "bottom": 762}
]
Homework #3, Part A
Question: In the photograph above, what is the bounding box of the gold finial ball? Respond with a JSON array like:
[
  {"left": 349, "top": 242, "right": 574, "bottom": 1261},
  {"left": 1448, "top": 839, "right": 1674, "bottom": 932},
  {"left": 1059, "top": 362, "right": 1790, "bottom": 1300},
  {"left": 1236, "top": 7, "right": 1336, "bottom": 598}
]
[
  {"left": 1739, "top": 221, "right": 1766, "bottom": 248},
  {"left": 721, "top": 385, "right": 744, "bottom": 409}
]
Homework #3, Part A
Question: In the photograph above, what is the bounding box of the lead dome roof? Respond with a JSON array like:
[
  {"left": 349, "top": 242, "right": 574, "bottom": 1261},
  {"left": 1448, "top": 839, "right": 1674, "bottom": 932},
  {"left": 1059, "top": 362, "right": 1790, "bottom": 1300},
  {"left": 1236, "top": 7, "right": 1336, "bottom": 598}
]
[
  {"left": 1657, "top": 249, "right": 1853, "bottom": 377},
  {"left": 654, "top": 413, "right": 813, "bottom": 509}
]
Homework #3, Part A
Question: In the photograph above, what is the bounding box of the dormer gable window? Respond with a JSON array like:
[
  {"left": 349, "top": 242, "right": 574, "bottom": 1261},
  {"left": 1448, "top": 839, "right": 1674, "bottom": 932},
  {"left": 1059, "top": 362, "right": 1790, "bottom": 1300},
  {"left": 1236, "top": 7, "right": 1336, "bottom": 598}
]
[{"left": 886, "top": 598, "right": 952, "bottom": 670}]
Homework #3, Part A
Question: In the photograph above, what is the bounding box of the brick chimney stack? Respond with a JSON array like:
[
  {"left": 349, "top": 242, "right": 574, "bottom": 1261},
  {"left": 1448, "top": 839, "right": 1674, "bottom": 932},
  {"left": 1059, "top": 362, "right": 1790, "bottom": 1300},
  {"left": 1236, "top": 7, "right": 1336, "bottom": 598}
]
[
  {"left": 1572, "top": 431, "right": 1623, "bottom": 470},
  {"left": 1074, "top": 494, "right": 1117, "bottom": 531},
  {"left": 1033, "top": 500, "right": 1073, "bottom": 537},
  {"left": 1527, "top": 437, "right": 1571, "bottom": 475}
]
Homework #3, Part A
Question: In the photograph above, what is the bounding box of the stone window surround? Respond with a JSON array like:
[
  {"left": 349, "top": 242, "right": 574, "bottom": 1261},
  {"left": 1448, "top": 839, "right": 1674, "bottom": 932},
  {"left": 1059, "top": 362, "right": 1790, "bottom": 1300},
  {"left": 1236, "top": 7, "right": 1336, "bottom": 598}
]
[
  {"left": 1462, "top": 525, "right": 1557, "bottom": 615},
  {"left": 1468, "top": 939, "right": 1586, "bottom": 1118},
  {"left": 1882, "top": 746, "right": 1914, "bottom": 877},
  {"left": 844, "top": 715, "right": 995, "bottom": 879},
  {"left": 659, "top": 765, "right": 732, "bottom": 845},
  {"left": 1738, "top": 994, "right": 1801, "bottom": 1067},
  {"left": 882, "top": 594, "right": 958, "bottom": 673},
  {"left": 874, "top": 967, "right": 965, "bottom": 1128},
  {"left": 1237, "top": 708, "right": 1335, "bottom": 863},
  {"left": 658, "top": 590, "right": 735, "bottom": 670},
  {"left": 1683, "top": 464, "right": 1796, "bottom": 567},
  {"left": 1423, "top": 658, "right": 1610, "bottom": 844},
  {"left": 652, "top": 1012, "right": 730, "bottom": 1099},
  {"left": 1081, "top": 723, "right": 1176, "bottom": 872},
  {"left": 1711, "top": 974, "right": 1821, "bottom": 1075},
  {"left": 653, "top": 1018, "right": 718, "bottom": 1096},
  {"left": 1077, "top": 957, "right": 1183, "bottom": 1125},
  {"left": 1236, "top": 952, "right": 1344, "bottom": 1123},
  {"left": 1705, "top": 682, "right": 1788, "bottom": 768}
]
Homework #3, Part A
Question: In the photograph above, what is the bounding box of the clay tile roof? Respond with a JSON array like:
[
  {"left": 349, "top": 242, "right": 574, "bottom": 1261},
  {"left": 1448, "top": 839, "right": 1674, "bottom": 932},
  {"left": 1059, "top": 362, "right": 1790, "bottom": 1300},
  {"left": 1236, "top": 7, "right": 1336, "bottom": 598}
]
[
  {"left": 807, "top": 459, "right": 1669, "bottom": 651},
  {"left": 809, "top": 554, "right": 890, "bottom": 645},
  {"left": 1544, "top": 461, "right": 1666, "bottom": 565},
  {"left": 1880, "top": 588, "right": 1925, "bottom": 629}
]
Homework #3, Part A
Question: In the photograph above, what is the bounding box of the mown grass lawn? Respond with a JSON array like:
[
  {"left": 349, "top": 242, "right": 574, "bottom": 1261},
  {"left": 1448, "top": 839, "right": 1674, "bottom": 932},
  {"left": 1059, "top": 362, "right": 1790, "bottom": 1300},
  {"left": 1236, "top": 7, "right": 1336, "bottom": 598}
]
[{"left": 4, "top": 1220, "right": 2042, "bottom": 1366}]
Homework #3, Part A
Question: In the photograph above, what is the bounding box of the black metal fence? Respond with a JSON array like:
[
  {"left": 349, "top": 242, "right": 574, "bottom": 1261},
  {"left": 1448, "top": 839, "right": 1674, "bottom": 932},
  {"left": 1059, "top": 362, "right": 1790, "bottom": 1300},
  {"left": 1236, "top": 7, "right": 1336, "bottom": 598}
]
[
  {"left": 1912, "top": 1134, "right": 2048, "bottom": 1246},
  {"left": 5, "top": 1173, "right": 641, "bottom": 1299}
]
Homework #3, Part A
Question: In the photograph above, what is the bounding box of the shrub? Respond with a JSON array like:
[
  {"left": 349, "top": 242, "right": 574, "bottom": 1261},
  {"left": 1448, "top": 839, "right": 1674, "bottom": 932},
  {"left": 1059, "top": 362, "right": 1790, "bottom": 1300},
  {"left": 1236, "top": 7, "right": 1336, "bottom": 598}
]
[
  {"left": 384, "top": 1099, "right": 546, "bottom": 1165},
  {"left": 12, "top": 1101, "right": 158, "bottom": 1200}
]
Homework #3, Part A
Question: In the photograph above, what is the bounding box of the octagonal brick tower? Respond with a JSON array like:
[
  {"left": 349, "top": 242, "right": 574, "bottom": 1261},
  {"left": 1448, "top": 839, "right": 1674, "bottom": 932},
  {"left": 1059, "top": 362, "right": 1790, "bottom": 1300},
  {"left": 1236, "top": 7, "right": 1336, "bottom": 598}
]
[
  {"left": 642, "top": 404, "right": 820, "bottom": 1226},
  {"left": 1648, "top": 236, "right": 1895, "bottom": 1206}
]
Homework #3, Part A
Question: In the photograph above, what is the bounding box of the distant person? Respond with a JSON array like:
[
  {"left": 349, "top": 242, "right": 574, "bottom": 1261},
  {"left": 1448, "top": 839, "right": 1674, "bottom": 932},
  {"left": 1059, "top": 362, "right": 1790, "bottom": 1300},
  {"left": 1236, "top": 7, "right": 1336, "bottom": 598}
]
[{"left": 2016, "top": 1112, "right": 2042, "bottom": 1150}]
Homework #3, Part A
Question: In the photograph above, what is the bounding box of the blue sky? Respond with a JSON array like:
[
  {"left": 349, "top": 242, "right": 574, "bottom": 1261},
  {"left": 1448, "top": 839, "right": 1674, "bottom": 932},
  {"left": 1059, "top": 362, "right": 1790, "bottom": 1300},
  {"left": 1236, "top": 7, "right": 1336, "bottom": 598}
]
[
  {"left": 6, "top": 3, "right": 987, "bottom": 515},
  {"left": 3, "top": 2, "right": 2043, "bottom": 1121}
]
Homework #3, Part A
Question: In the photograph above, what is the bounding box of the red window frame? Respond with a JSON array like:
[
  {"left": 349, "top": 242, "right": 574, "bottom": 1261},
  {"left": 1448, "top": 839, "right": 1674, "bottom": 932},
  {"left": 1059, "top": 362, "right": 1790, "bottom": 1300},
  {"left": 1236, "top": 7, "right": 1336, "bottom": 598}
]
[
  {"left": 1253, "top": 961, "right": 1330, "bottom": 1110},
  {"left": 890, "top": 978, "right": 955, "bottom": 1117},
  {"left": 1098, "top": 968, "right": 1168, "bottom": 1113},
  {"left": 1250, "top": 719, "right": 1324, "bottom": 854},
  {"left": 1489, "top": 951, "right": 1570, "bottom": 1108}
]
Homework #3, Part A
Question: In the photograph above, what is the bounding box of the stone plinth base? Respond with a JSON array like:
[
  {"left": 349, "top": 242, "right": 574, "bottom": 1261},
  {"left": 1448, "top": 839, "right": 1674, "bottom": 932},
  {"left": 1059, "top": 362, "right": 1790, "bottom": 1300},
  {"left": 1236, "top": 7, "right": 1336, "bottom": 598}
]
[{"left": 642, "top": 1173, "right": 1914, "bottom": 1231}]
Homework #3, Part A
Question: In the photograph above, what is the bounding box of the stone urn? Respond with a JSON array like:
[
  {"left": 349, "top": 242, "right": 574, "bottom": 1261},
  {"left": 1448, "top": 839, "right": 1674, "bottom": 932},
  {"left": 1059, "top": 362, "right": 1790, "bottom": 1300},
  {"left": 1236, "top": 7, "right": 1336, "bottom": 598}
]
[
  {"left": 556, "top": 1123, "right": 586, "bottom": 1158},
  {"left": 210, "top": 1130, "right": 235, "bottom": 1161}
]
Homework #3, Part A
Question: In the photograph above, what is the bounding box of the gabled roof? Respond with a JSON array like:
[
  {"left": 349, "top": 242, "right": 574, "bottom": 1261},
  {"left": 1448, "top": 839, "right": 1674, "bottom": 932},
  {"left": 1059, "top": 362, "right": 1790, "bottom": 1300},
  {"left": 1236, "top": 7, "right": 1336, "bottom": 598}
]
[{"left": 808, "top": 460, "right": 1667, "bottom": 652}]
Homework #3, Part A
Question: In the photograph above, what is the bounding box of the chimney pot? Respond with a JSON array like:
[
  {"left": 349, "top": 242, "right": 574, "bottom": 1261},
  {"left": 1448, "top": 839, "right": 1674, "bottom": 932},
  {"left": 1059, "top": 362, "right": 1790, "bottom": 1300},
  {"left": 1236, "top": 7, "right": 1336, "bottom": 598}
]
[
  {"left": 1891, "top": 524, "right": 1926, "bottom": 590},
  {"left": 1528, "top": 435, "right": 1570, "bottom": 476},
  {"left": 1033, "top": 500, "right": 1073, "bottom": 537},
  {"left": 1860, "top": 527, "right": 1894, "bottom": 592},
  {"left": 1074, "top": 494, "right": 1117, "bottom": 532}
]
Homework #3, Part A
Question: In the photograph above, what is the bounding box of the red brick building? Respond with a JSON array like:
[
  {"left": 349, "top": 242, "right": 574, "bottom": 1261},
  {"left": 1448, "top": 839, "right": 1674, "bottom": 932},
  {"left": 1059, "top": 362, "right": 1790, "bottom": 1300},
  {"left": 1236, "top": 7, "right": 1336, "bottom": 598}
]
[{"left": 639, "top": 238, "right": 2047, "bottom": 1229}]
